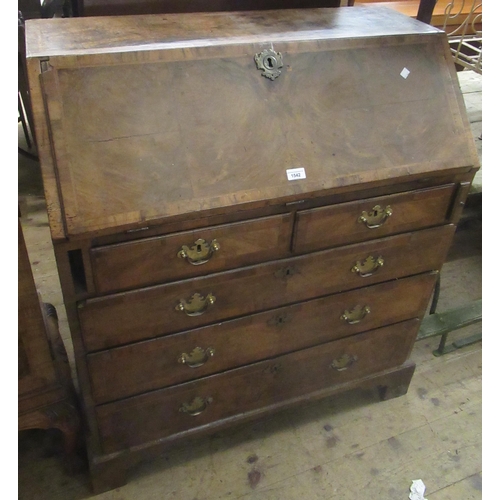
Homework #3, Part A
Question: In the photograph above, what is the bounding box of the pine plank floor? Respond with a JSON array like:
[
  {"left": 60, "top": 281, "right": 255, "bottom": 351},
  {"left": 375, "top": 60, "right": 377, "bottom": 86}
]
[{"left": 17, "top": 70, "right": 482, "bottom": 500}]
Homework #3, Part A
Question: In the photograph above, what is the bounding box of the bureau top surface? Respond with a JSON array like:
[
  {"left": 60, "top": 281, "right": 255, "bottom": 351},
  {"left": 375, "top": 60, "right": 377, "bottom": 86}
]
[
  {"left": 25, "top": 6, "right": 479, "bottom": 238},
  {"left": 25, "top": 6, "right": 438, "bottom": 58}
]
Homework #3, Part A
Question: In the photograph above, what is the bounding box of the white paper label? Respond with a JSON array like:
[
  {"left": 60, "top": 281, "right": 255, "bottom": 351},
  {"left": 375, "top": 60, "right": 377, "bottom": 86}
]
[
  {"left": 286, "top": 168, "right": 306, "bottom": 181},
  {"left": 400, "top": 67, "right": 410, "bottom": 79},
  {"left": 409, "top": 479, "right": 428, "bottom": 500}
]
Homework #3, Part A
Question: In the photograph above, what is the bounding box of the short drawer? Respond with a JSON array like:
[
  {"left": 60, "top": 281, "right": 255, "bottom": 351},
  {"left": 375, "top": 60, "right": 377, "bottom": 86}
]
[
  {"left": 293, "top": 184, "right": 455, "bottom": 253},
  {"left": 79, "top": 225, "right": 454, "bottom": 351},
  {"left": 95, "top": 319, "right": 420, "bottom": 454},
  {"left": 91, "top": 214, "right": 292, "bottom": 293},
  {"left": 88, "top": 274, "right": 436, "bottom": 404}
]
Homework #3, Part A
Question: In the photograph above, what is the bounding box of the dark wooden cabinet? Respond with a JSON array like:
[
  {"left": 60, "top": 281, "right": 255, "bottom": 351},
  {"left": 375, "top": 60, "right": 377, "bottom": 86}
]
[
  {"left": 18, "top": 220, "right": 81, "bottom": 463},
  {"left": 75, "top": 0, "right": 344, "bottom": 16},
  {"left": 24, "top": 5, "right": 479, "bottom": 493}
]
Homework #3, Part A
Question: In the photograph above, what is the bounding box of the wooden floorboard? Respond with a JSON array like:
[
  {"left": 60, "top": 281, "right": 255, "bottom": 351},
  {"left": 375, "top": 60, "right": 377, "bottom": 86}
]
[{"left": 17, "top": 70, "right": 482, "bottom": 499}]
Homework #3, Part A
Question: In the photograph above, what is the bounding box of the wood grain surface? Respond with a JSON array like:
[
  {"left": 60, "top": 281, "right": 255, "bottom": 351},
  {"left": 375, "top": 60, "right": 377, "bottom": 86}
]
[
  {"left": 25, "top": 6, "right": 478, "bottom": 238},
  {"left": 293, "top": 184, "right": 456, "bottom": 253},
  {"left": 25, "top": 6, "right": 438, "bottom": 58},
  {"left": 88, "top": 273, "right": 436, "bottom": 404},
  {"left": 95, "top": 319, "right": 419, "bottom": 454},
  {"left": 79, "top": 225, "right": 454, "bottom": 351},
  {"left": 91, "top": 214, "right": 292, "bottom": 293}
]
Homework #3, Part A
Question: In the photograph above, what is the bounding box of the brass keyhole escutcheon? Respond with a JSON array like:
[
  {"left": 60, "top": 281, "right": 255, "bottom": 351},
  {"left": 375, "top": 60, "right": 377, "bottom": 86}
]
[
  {"left": 255, "top": 49, "right": 284, "bottom": 80},
  {"left": 274, "top": 266, "right": 297, "bottom": 279},
  {"left": 268, "top": 312, "right": 291, "bottom": 327},
  {"left": 265, "top": 363, "right": 282, "bottom": 375},
  {"left": 276, "top": 315, "right": 287, "bottom": 325}
]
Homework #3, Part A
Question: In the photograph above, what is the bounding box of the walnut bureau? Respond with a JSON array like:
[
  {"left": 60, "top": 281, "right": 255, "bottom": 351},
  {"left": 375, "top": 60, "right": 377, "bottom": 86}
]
[{"left": 24, "top": 6, "right": 479, "bottom": 492}]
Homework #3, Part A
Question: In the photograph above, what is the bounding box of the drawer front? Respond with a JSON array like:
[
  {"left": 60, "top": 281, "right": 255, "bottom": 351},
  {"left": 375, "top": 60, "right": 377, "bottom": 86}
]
[
  {"left": 88, "top": 274, "right": 436, "bottom": 404},
  {"left": 79, "top": 224, "right": 454, "bottom": 351},
  {"left": 293, "top": 184, "right": 455, "bottom": 253},
  {"left": 91, "top": 214, "right": 292, "bottom": 293},
  {"left": 96, "top": 319, "right": 420, "bottom": 454}
]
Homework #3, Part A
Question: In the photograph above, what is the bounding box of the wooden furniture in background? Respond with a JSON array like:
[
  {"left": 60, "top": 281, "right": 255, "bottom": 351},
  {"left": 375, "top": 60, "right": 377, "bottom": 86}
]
[
  {"left": 24, "top": 5, "right": 479, "bottom": 492},
  {"left": 73, "top": 0, "right": 346, "bottom": 16},
  {"left": 18, "top": 219, "right": 81, "bottom": 467},
  {"left": 18, "top": 0, "right": 42, "bottom": 20},
  {"left": 18, "top": 10, "right": 38, "bottom": 157}
]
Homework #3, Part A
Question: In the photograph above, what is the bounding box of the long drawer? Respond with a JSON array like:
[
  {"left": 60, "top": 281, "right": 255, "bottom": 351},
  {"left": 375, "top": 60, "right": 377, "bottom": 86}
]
[
  {"left": 293, "top": 184, "right": 456, "bottom": 254},
  {"left": 95, "top": 319, "right": 420, "bottom": 454},
  {"left": 79, "top": 225, "right": 453, "bottom": 351},
  {"left": 88, "top": 274, "right": 436, "bottom": 404},
  {"left": 91, "top": 214, "right": 292, "bottom": 293}
]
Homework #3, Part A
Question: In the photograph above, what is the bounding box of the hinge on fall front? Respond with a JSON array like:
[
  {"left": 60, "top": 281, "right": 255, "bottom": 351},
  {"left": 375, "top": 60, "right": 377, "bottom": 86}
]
[{"left": 39, "top": 57, "right": 51, "bottom": 73}]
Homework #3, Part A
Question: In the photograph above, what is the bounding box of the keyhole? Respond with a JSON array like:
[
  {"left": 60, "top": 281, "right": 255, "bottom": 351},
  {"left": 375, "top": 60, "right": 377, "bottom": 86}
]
[
  {"left": 373, "top": 209, "right": 378, "bottom": 217},
  {"left": 265, "top": 56, "right": 276, "bottom": 70},
  {"left": 197, "top": 244, "right": 202, "bottom": 253},
  {"left": 275, "top": 267, "right": 296, "bottom": 279}
]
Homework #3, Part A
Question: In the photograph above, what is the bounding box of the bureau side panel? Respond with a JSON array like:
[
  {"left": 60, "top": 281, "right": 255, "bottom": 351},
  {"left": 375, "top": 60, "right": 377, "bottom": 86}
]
[{"left": 25, "top": 58, "right": 66, "bottom": 240}]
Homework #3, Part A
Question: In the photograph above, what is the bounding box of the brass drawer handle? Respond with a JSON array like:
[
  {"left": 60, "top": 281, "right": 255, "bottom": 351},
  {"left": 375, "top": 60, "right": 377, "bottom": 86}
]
[
  {"left": 358, "top": 205, "right": 393, "bottom": 229},
  {"left": 341, "top": 305, "right": 371, "bottom": 325},
  {"left": 177, "top": 238, "right": 220, "bottom": 265},
  {"left": 178, "top": 347, "right": 215, "bottom": 368},
  {"left": 179, "top": 396, "right": 213, "bottom": 416},
  {"left": 351, "top": 256, "right": 384, "bottom": 278},
  {"left": 331, "top": 354, "right": 358, "bottom": 372},
  {"left": 175, "top": 292, "right": 216, "bottom": 316}
]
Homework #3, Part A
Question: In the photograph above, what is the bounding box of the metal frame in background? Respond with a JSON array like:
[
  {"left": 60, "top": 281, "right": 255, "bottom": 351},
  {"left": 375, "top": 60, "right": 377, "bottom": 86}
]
[{"left": 443, "top": 0, "right": 482, "bottom": 73}]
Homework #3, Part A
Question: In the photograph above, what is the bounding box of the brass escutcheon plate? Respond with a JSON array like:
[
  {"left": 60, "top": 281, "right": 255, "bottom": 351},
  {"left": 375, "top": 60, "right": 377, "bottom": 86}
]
[
  {"left": 255, "top": 49, "right": 284, "bottom": 80},
  {"left": 274, "top": 266, "right": 297, "bottom": 279}
]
